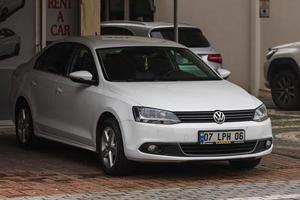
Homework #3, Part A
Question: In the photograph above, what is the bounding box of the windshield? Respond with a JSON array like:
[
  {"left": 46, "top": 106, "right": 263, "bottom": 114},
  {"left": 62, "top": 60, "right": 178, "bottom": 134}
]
[
  {"left": 97, "top": 47, "right": 221, "bottom": 82},
  {"left": 150, "top": 28, "right": 210, "bottom": 48}
]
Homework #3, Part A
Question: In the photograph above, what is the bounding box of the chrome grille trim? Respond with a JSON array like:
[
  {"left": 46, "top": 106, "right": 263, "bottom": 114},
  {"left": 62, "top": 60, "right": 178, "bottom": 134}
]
[{"left": 175, "top": 110, "right": 255, "bottom": 123}]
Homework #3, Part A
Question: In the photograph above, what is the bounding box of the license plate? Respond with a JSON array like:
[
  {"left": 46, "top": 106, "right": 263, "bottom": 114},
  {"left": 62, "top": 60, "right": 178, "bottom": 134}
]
[{"left": 198, "top": 130, "right": 245, "bottom": 145}]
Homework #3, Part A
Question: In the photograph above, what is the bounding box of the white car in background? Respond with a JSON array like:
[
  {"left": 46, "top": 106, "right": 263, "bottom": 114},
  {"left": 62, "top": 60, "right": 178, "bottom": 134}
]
[
  {"left": 0, "top": 0, "right": 25, "bottom": 22},
  {"left": 265, "top": 42, "right": 300, "bottom": 110},
  {"left": 101, "top": 21, "right": 231, "bottom": 78},
  {"left": 10, "top": 36, "right": 272, "bottom": 176},
  {"left": 0, "top": 28, "right": 20, "bottom": 59}
]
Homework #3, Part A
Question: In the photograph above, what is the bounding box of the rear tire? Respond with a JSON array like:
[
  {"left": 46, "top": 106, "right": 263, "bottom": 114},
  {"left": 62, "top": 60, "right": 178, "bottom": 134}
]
[
  {"left": 15, "top": 102, "right": 37, "bottom": 150},
  {"left": 229, "top": 158, "right": 261, "bottom": 170},
  {"left": 97, "top": 118, "right": 135, "bottom": 176},
  {"left": 271, "top": 70, "right": 300, "bottom": 110}
]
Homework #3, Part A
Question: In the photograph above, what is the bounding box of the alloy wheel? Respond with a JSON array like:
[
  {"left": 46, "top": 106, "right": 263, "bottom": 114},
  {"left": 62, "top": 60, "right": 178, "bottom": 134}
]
[
  {"left": 17, "top": 108, "right": 30, "bottom": 144},
  {"left": 273, "top": 75, "right": 296, "bottom": 105},
  {"left": 101, "top": 127, "right": 118, "bottom": 169}
]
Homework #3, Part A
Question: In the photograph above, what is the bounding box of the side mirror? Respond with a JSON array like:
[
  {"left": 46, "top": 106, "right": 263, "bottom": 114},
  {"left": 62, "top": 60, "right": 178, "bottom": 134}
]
[
  {"left": 69, "top": 70, "right": 97, "bottom": 85},
  {"left": 218, "top": 68, "right": 231, "bottom": 79}
]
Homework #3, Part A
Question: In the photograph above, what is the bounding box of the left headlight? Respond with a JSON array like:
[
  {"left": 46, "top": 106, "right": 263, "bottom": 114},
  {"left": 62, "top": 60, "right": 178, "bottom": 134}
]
[
  {"left": 132, "top": 107, "right": 181, "bottom": 125},
  {"left": 253, "top": 104, "right": 268, "bottom": 122}
]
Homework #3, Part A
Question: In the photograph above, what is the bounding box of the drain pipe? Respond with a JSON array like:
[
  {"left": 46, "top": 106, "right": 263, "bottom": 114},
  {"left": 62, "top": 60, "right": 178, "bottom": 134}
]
[{"left": 174, "top": 0, "right": 178, "bottom": 42}]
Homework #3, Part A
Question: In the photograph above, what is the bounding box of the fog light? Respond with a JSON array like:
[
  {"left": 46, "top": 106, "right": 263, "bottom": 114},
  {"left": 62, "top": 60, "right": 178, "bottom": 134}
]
[
  {"left": 148, "top": 145, "right": 160, "bottom": 153},
  {"left": 265, "top": 139, "right": 272, "bottom": 149}
]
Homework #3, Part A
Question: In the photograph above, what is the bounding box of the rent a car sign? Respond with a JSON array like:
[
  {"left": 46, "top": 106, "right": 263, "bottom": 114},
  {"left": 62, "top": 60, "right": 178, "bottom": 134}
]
[{"left": 47, "top": 0, "right": 79, "bottom": 42}]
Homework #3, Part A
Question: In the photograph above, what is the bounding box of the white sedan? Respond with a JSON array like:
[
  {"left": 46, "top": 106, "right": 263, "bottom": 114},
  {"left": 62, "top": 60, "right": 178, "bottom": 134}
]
[
  {"left": 0, "top": 28, "right": 20, "bottom": 59},
  {"left": 10, "top": 36, "right": 273, "bottom": 175}
]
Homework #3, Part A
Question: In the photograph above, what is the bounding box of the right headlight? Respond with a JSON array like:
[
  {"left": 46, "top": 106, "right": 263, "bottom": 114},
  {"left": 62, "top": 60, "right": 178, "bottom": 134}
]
[
  {"left": 132, "top": 107, "right": 181, "bottom": 125},
  {"left": 253, "top": 104, "right": 268, "bottom": 122}
]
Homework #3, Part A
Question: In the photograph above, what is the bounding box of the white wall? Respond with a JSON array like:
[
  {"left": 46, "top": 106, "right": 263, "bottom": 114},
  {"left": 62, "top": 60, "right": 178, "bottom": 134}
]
[{"left": 155, "top": 0, "right": 252, "bottom": 90}]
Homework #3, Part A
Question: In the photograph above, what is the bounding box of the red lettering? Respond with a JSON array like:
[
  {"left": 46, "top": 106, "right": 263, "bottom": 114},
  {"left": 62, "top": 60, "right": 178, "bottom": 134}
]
[
  {"left": 64, "top": 25, "right": 70, "bottom": 36},
  {"left": 48, "top": 0, "right": 71, "bottom": 9},
  {"left": 51, "top": 24, "right": 71, "bottom": 36},
  {"left": 51, "top": 25, "right": 58, "bottom": 36},
  {"left": 57, "top": 11, "right": 64, "bottom": 22}
]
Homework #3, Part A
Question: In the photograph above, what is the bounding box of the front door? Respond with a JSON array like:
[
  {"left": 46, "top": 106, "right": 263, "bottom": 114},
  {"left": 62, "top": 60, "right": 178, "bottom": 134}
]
[{"left": 53, "top": 44, "right": 100, "bottom": 148}]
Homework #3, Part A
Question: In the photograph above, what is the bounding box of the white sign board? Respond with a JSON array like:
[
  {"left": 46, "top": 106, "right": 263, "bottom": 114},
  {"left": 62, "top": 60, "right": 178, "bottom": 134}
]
[{"left": 47, "top": 0, "right": 79, "bottom": 42}]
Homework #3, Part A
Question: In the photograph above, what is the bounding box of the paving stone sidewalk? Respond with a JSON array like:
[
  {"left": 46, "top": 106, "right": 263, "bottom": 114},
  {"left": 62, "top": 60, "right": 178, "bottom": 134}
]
[
  {"left": 0, "top": 107, "right": 299, "bottom": 199},
  {"left": 5, "top": 180, "right": 300, "bottom": 200}
]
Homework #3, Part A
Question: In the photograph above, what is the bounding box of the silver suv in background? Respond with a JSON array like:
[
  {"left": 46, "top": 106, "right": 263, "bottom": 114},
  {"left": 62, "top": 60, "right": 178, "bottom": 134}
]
[
  {"left": 264, "top": 42, "right": 300, "bottom": 110},
  {"left": 101, "top": 21, "right": 231, "bottom": 78}
]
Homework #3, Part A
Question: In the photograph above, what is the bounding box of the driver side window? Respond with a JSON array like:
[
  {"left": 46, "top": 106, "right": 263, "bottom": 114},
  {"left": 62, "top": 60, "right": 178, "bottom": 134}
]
[{"left": 69, "top": 45, "right": 99, "bottom": 81}]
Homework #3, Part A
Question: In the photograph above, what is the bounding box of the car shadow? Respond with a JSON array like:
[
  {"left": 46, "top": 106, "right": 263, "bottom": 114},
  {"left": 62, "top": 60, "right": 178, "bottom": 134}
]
[{"left": 0, "top": 133, "right": 269, "bottom": 180}]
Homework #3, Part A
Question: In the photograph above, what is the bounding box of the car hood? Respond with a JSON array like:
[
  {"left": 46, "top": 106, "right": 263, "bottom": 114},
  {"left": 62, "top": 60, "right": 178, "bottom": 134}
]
[
  {"left": 272, "top": 41, "right": 300, "bottom": 49},
  {"left": 106, "top": 81, "right": 262, "bottom": 111}
]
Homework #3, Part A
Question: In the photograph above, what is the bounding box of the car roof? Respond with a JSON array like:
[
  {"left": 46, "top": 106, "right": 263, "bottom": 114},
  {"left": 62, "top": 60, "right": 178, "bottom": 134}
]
[
  {"left": 101, "top": 20, "right": 198, "bottom": 29},
  {"left": 58, "top": 36, "right": 186, "bottom": 49}
]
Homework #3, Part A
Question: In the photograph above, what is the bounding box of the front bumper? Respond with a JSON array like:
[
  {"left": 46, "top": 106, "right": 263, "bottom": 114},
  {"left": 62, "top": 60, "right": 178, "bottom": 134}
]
[{"left": 120, "top": 119, "right": 273, "bottom": 162}]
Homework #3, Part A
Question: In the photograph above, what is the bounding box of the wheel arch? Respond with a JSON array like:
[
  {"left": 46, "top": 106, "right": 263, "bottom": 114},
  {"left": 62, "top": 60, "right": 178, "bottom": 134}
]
[
  {"left": 95, "top": 111, "right": 121, "bottom": 153},
  {"left": 268, "top": 57, "right": 300, "bottom": 83}
]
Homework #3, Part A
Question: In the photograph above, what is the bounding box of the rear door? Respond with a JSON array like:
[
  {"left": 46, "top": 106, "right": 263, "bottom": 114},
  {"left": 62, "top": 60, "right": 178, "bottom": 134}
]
[{"left": 30, "top": 43, "right": 75, "bottom": 136}]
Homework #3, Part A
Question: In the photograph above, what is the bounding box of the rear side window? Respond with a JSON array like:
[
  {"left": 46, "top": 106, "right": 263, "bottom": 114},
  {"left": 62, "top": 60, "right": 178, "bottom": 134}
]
[
  {"left": 35, "top": 43, "right": 75, "bottom": 76},
  {"left": 101, "top": 27, "right": 134, "bottom": 36},
  {"left": 150, "top": 28, "right": 210, "bottom": 48}
]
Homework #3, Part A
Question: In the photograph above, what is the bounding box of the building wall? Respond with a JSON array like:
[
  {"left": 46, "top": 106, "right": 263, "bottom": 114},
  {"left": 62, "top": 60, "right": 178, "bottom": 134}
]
[
  {"left": 155, "top": 0, "right": 252, "bottom": 90},
  {"left": 261, "top": 0, "right": 300, "bottom": 89},
  {"left": 0, "top": 1, "right": 36, "bottom": 120}
]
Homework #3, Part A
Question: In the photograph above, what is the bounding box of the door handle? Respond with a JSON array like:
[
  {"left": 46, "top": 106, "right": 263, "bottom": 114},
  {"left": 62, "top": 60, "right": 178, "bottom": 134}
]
[
  {"left": 31, "top": 80, "right": 37, "bottom": 87},
  {"left": 56, "top": 87, "right": 63, "bottom": 95}
]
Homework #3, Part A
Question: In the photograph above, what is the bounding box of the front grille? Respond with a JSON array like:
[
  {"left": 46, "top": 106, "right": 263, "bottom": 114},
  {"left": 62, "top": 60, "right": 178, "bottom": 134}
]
[
  {"left": 175, "top": 110, "right": 255, "bottom": 123},
  {"left": 180, "top": 141, "right": 257, "bottom": 156}
]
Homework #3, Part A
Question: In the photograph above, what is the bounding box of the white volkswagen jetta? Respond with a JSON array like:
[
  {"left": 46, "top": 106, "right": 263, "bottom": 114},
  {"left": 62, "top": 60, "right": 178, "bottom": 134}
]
[{"left": 10, "top": 36, "right": 273, "bottom": 175}]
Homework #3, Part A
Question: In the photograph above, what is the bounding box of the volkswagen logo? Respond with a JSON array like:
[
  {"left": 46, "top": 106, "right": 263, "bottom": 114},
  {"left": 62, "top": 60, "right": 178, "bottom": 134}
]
[{"left": 213, "top": 111, "right": 225, "bottom": 124}]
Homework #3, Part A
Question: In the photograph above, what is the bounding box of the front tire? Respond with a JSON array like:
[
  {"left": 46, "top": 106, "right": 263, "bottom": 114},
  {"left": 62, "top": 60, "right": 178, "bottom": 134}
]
[
  {"left": 98, "top": 118, "right": 135, "bottom": 176},
  {"left": 15, "top": 102, "right": 36, "bottom": 149},
  {"left": 229, "top": 158, "right": 261, "bottom": 170},
  {"left": 271, "top": 70, "right": 300, "bottom": 110}
]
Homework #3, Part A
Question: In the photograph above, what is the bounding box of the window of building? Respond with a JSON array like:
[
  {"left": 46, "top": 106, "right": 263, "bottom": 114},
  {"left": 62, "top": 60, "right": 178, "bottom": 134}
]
[{"left": 101, "top": 0, "right": 154, "bottom": 22}]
